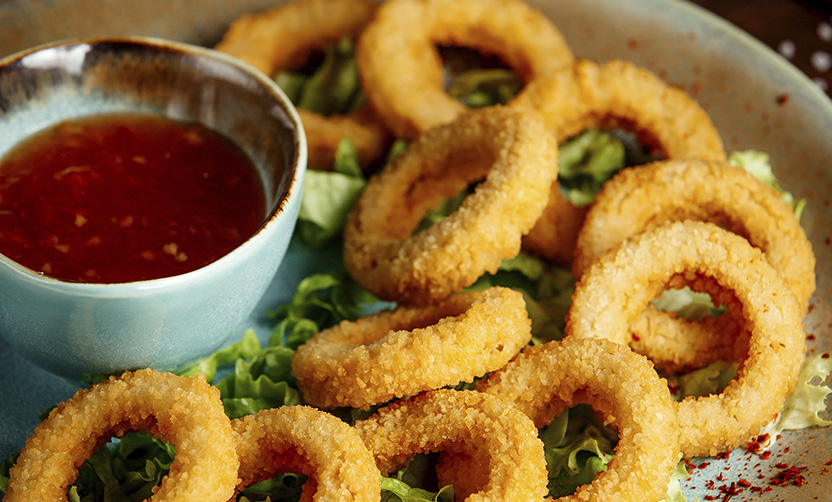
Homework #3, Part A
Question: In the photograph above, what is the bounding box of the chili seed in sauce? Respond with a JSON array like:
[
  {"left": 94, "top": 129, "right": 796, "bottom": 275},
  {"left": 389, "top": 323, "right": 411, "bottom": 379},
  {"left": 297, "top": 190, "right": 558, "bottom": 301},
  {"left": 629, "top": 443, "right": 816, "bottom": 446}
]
[{"left": 0, "top": 113, "right": 267, "bottom": 283}]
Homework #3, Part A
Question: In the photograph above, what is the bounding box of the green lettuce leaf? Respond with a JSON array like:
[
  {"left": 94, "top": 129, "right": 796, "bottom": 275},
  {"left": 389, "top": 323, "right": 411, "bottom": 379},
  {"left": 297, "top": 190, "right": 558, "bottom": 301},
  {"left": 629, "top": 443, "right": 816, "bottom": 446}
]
[
  {"left": 664, "top": 461, "right": 691, "bottom": 502},
  {"left": 238, "top": 474, "right": 308, "bottom": 502},
  {"left": 381, "top": 454, "right": 454, "bottom": 502},
  {"left": 447, "top": 68, "right": 523, "bottom": 108},
  {"left": 748, "top": 353, "right": 832, "bottom": 451},
  {"left": 540, "top": 405, "right": 616, "bottom": 498},
  {"left": 668, "top": 360, "right": 738, "bottom": 401},
  {"left": 274, "top": 38, "right": 363, "bottom": 116},
  {"left": 268, "top": 268, "right": 379, "bottom": 349},
  {"left": 728, "top": 150, "right": 806, "bottom": 220},
  {"left": 177, "top": 329, "right": 263, "bottom": 382},
  {"left": 380, "top": 478, "right": 455, "bottom": 502},
  {"left": 652, "top": 287, "right": 725, "bottom": 320},
  {"left": 296, "top": 139, "right": 366, "bottom": 248},
  {"left": 558, "top": 130, "right": 627, "bottom": 206}
]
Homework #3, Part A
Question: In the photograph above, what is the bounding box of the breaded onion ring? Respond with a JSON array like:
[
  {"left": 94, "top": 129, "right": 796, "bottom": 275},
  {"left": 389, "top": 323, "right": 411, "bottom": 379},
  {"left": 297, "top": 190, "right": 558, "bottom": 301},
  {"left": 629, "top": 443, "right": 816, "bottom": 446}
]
[
  {"left": 215, "top": 0, "right": 391, "bottom": 170},
  {"left": 292, "top": 286, "right": 532, "bottom": 410},
  {"left": 572, "top": 159, "right": 815, "bottom": 373},
  {"left": 509, "top": 59, "right": 726, "bottom": 266},
  {"left": 475, "top": 336, "right": 681, "bottom": 502},
  {"left": 231, "top": 406, "right": 380, "bottom": 502},
  {"left": 342, "top": 106, "right": 559, "bottom": 305},
  {"left": 5, "top": 369, "right": 238, "bottom": 502},
  {"left": 356, "top": 0, "right": 574, "bottom": 140},
  {"left": 567, "top": 221, "right": 806, "bottom": 457},
  {"left": 354, "top": 388, "right": 549, "bottom": 501}
]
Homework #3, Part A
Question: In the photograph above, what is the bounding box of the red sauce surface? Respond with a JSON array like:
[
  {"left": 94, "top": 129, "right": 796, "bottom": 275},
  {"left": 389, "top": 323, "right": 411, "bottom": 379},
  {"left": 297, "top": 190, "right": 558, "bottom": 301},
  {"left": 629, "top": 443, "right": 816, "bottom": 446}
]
[{"left": 0, "top": 113, "right": 267, "bottom": 283}]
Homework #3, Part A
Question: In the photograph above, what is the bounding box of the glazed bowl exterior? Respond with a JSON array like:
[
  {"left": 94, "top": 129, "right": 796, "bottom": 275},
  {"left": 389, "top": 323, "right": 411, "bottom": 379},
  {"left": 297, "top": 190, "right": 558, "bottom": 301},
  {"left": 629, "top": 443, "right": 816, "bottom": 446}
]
[{"left": 0, "top": 37, "right": 307, "bottom": 380}]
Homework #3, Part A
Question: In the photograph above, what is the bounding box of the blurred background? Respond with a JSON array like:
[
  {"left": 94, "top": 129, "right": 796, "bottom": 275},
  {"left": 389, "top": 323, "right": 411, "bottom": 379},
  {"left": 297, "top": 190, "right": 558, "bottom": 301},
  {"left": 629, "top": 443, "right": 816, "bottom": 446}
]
[{"left": 693, "top": 0, "right": 832, "bottom": 98}]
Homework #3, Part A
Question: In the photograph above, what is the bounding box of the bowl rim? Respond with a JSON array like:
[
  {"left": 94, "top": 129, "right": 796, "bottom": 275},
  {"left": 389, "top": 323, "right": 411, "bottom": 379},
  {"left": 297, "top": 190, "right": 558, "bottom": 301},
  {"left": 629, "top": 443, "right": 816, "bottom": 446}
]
[{"left": 0, "top": 35, "right": 308, "bottom": 292}]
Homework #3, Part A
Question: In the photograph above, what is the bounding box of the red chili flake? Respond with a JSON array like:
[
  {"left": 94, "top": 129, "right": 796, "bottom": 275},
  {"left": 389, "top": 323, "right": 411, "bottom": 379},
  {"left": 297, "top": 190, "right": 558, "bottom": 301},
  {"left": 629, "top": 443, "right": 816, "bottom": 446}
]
[
  {"left": 776, "top": 93, "right": 790, "bottom": 106},
  {"left": 822, "top": 353, "right": 830, "bottom": 359},
  {"left": 631, "top": 333, "right": 641, "bottom": 342},
  {"left": 825, "top": 460, "right": 832, "bottom": 466},
  {"left": 691, "top": 82, "right": 703, "bottom": 95},
  {"left": 760, "top": 450, "right": 772, "bottom": 460},
  {"left": 738, "top": 479, "right": 751, "bottom": 488},
  {"left": 698, "top": 462, "right": 711, "bottom": 469},
  {"left": 807, "top": 334, "right": 816, "bottom": 341},
  {"left": 770, "top": 465, "right": 807, "bottom": 487},
  {"left": 716, "top": 452, "right": 731, "bottom": 460}
]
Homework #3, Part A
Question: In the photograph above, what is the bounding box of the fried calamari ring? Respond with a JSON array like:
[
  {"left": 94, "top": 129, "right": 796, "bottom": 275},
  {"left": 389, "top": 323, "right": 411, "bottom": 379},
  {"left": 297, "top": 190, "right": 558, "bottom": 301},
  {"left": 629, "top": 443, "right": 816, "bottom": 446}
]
[
  {"left": 215, "top": 0, "right": 390, "bottom": 170},
  {"left": 475, "top": 336, "right": 681, "bottom": 502},
  {"left": 573, "top": 158, "right": 815, "bottom": 308},
  {"left": 4, "top": 369, "right": 238, "bottom": 502},
  {"left": 572, "top": 159, "right": 815, "bottom": 373},
  {"left": 343, "top": 107, "right": 559, "bottom": 305},
  {"left": 292, "top": 286, "right": 532, "bottom": 410},
  {"left": 231, "top": 406, "right": 380, "bottom": 502},
  {"left": 356, "top": 0, "right": 574, "bottom": 140},
  {"left": 566, "top": 221, "right": 806, "bottom": 457},
  {"left": 354, "top": 389, "right": 549, "bottom": 501},
  {"left": 509, "top": 59, "right": 726, "bottom": 266}
]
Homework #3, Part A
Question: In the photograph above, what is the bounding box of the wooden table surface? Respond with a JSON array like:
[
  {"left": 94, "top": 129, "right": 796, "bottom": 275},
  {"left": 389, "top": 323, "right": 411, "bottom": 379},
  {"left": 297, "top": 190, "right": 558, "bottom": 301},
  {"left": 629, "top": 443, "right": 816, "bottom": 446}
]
[{"left": 692, "top": 0, "right": 832, "bottom": 97}]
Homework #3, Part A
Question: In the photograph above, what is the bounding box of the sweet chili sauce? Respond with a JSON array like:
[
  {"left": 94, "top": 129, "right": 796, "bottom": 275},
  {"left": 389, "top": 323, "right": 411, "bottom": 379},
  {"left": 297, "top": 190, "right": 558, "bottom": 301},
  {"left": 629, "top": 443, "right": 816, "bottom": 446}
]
[{"left": 0, "top": 113, "right": 267, "bottom": 283}]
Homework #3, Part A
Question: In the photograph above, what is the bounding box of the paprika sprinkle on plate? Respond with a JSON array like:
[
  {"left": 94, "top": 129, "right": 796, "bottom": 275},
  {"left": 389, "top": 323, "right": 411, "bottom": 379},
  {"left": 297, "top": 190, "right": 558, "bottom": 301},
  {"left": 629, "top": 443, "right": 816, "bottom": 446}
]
[{"left": 0, "top": 112, "right": 267, "bottom": 283}]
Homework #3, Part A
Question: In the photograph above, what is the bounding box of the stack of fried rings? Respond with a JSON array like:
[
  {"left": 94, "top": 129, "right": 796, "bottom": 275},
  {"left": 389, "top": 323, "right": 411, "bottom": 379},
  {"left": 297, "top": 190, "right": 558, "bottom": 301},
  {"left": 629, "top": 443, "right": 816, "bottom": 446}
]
[
  {"left": 567, "top": 220, "right": 806, "bottom": 458},
  {"left": 507, "top": 59, "right": 728, "bottom": 266},
  {"left": 475, "top": 335, "right": 681, "bottom": 502},
  {"left": 355, "top": 0, "right": 575, "bottom": 140},
  {"left": 4, "top": 369, "right": 240, "bottom": 502},
  {"left": 572, "top": 158, "right": 816, "bottom": 374},
  {"left": 231, "top": 406, "right": 381, "bottom": 502},
  {"left": 214, "top": 0, "right": 391, "bottom": 171},
  {"left": 354, "top": 388, "right": 550, "bottom": 501},
  {"left": 342, "top": 106, "right": 559, "bottom": 305},
  {"left": 4, "top": 370, "right": 384, "bottom": 502},
  {"left": 292, "top": 286, "right": 532, "bottom": 410}
]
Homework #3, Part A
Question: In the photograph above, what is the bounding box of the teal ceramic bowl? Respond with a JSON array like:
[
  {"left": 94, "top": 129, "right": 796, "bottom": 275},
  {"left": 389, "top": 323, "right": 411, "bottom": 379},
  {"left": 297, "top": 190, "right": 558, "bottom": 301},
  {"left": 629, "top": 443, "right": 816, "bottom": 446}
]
[{"left": 0, "top": 37, "right": 307, "bottom": 381}]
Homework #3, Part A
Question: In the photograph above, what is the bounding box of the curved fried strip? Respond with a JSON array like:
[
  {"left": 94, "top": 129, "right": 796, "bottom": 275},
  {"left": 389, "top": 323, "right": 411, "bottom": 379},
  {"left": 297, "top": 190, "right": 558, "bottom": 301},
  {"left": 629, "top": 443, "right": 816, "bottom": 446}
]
[
  {"left": 343, "top": 106, "right": 559, "bottom": 305},
  {"left": 231, "top": 406, "right": 380, "bottom": 502},
  {"left": 215, "top": 0, "right": 390, "bottom": 170},
  {"left": 510, "top": 59, "right": 726, "bottom": 266},
  {"left": 354, "top": 389, "right": 549, "bottom": 501},
  {"left": 573, "top": 159, "right": 814, "bottom": 373},
  {"left": 292, "top": 286, "right": 532, "bottom": 410},
  {"left": 5, "top": 369, "right": 238, "bottom": 502},
  {"left": 567, "top": 221, "right": 806, "bottom": 457},
  {"left": 476, "top": 336, "right": 681, "bottom": 502},
  {"left": 356, "top": 0, "right": 574, "bottom": 140}
]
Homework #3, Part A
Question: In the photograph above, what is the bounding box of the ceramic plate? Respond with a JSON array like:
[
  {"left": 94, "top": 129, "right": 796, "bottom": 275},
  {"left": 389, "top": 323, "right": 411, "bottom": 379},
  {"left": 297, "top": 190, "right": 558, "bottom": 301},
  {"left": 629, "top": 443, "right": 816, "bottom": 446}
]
[{"left": 1, "top": 0, "right": 830, "bottom": 500}]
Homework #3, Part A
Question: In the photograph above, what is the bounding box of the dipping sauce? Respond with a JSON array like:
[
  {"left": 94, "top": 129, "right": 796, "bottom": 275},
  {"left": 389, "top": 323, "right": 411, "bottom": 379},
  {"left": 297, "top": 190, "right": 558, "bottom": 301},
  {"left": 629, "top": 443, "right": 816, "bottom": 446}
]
[{"left": 0, "top": 113, "right": 267, "bottom": 283}]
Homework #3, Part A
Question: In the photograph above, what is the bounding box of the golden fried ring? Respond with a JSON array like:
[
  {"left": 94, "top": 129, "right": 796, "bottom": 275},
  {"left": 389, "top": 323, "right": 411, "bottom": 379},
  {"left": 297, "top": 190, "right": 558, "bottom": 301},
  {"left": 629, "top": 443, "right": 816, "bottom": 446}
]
[
  {"left": 215, "top": 0, "right": 391, "bottom": 170},
  {"left": 476, "top": 336, "right": 681, "bottom": 502},
  {"left": 356, "top": 0, "right": 574, "bottom": 140},
  {"left": 230, "top": 406, "right": 380, "bottom": 502},
  {"left": 566, "top": 221, "right": 806, "bottom": 457},
  {"left": 4, "top": 369, "right": 238, "bottom": 502},
  {"left": 354, "top": 389, "right": 549, "bottom": 501},
  {"left": 292, "top": 286, "right": 532, "bottom": 410},
  {"left": 572, "top": 159, "right": 815, "bottom": 374},
  {"left": 509, "top": 59, "right": 727, "bottom": 266},
  {"left": 342, "top": 106, "right": 559, "bottom": 305}
]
